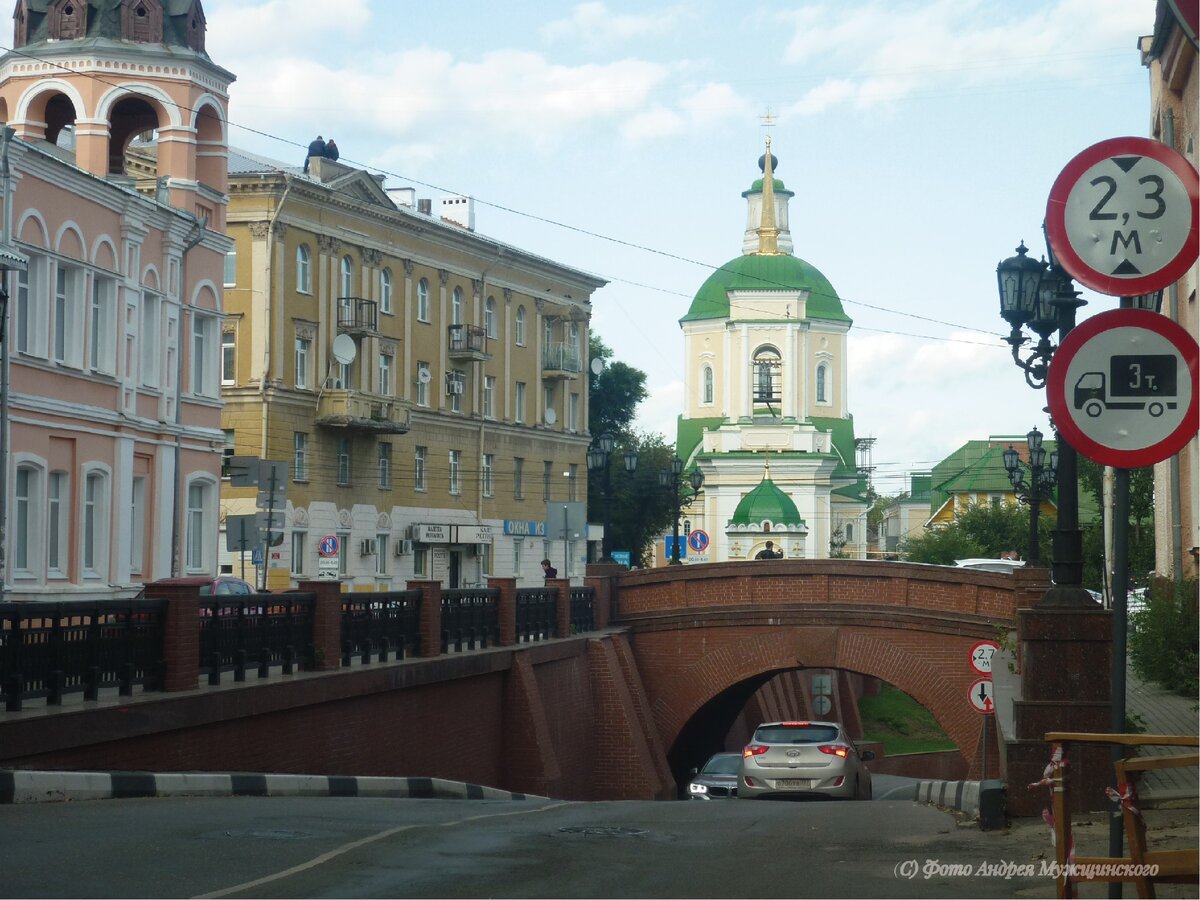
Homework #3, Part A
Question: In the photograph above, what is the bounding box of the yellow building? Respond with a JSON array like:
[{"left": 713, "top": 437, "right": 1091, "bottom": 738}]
[{"left": 214, "top": 151, "right": 605, "bottom": 589}]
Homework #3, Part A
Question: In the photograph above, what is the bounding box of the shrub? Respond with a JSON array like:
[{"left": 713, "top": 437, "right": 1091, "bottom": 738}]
[{"left": 1128, "top": 577, "right": 1198, "bottom": 701}]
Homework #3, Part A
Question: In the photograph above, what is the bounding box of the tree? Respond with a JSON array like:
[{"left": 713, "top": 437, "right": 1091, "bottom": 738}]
[
  {"left": 901, "top": 501, "right": 1053, "bottom": 566},
  {"left": 1076, "top": 457, "right": 1155, "bottom": 589},
  {"left": 588, "top": 334, "right": 647, "bottom": 443}
]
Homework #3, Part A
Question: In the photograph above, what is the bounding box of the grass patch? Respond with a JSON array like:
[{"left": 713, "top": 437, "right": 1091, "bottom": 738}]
[{"left": 859, "top": 683, "right": 957, "bottom": 756}]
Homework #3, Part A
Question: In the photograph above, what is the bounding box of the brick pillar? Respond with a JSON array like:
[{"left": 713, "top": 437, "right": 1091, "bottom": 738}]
[
  {"left": 584, "top": 572, "right": 615, "bottom": 629},
  {"left": 297, "top": 580, "right": 342, "bottom": 671},
  {"left": 148, "top": 580, "right": 201, "bottom": 692},
  {"left": 408, "top": 580, "right": 443, "bottom": 657},
  {"left": 488, "top": 577, "right": 517, "bottom": 646},
  {"left": 547, "top": 577, "right": 570, "bottom": 638}
]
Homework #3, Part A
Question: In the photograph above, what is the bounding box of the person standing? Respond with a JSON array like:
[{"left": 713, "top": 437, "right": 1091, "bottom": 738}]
[
  {"left": 541, "top": 558, "right": 558, "bottom": 579},
  {"left": 303, "top": 135, "right": 325, "bottom": 173}
]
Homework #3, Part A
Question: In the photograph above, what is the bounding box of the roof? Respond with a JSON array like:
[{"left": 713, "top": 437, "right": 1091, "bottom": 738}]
[
  {"left": 729, "top": 475, "right": 806, "bottom": 527},
  {"left": 682, "top": 253, "right": 849, "bottom": 323},
  {"left": 19, "top": 0, "right": 209, "bottom": 54}
]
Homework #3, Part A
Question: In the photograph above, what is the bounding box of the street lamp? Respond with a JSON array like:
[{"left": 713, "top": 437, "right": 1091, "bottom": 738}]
[
  {"left": 659, "top": 456, "right": 704, "bottom": 565},
  {"left": 995, "top": 236, "right": 1093, "bottom": 608},
  {"left": 1003, "top": 427, "right": 1058, "bottom": 567},
  {"left": 586, "top": 432, "right": 637, "bottom": 563}
]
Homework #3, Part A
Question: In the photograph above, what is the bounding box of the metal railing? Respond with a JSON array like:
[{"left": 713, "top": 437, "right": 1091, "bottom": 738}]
[
  {"left": 336, "top": 297, "right": 378, "bottom": 332},
  {"left": 569, "top": 587, "right": 594, "bottom": 634},
  {"left": 341, "top": 591, "right": 421, "bottom": 664},
  {"left": 542, "top": 342, "right": 581, "bottom": 373},
  {"left": 440, "top": 587, "right": 499, "bottom": 652},
  {"left": 0, "top": 599, "right": 167, "bottom": 711},
  {"left": 447, "top": 324, "right": 488, "bottom": 354},
  {"left": 199, "top": 592, "right": 315, "bottom": 685},
  {"left": 516, "top": 588, "right": 557, "bottom": 642}
]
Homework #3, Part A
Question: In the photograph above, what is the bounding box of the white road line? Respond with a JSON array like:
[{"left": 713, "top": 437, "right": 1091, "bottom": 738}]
[
  {"left": 193, "top": 801, "right": 573, "bottom": 899},
  {"left": 875, "top": 784, "right": 918, "bottom": 801}
]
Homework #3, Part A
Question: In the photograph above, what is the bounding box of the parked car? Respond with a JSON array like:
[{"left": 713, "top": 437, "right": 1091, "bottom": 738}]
[
  {"left": 154, "top": 576, "right": 256, "bottom": 596},
  {"left": 687, "top": 752, "right": 742, "bottom": 800},
  {"left": 954, "top": 558, "right": 1026, "bottom": 574},
  {"left": 738, "top": 721, "right": 874, "bottom": 800}
]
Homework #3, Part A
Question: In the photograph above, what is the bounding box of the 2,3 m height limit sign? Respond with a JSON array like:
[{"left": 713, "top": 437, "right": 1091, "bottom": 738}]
[{"left": 1045, "top": 136, "right": 1198, "bottom": 296}]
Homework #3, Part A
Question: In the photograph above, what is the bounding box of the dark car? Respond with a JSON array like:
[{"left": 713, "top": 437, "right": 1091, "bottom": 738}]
[{"left": 687, "top": 752, "right": 741, "bottom": 800}]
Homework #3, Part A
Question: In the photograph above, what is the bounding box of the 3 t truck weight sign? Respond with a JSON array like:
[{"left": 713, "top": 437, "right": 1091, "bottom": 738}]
[
  {"left": 1074, "top": 355, "right": 1178, "bottom": 419},
  {"left": 1046, "top": 137, "right": 1198, "bottom": 296}
]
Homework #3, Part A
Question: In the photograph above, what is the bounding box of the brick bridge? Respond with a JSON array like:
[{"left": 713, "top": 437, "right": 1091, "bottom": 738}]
[{"left": 0, "top": 561, "right": 1049, "bottom": 801}]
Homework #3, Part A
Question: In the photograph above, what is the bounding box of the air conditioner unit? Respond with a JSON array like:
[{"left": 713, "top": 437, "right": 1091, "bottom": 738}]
[
  {"left": 445, "top": 376, "right": 464, "bottom": 395},
  {"left": 359, "top": 538, "right": 377, "bottom": 556},
  {"left": 393, "top": 539, "right": 413, "bottom": 557},
  {"left": 324, "top": 376, "right": 343, "bottom": 390},
  {"left": 403, "top": 524, "right": 416, "bottom": 541}
]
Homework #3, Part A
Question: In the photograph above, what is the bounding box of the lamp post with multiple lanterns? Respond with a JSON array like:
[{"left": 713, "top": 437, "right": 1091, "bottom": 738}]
[
  {"left": 659, "top": 456, "right": 703, "bottom": 565},
  {"left": 586, "top": 432, "right": 638, "bottom": 564},
  {"left": 1002, "top": 427, "right": 1058, "bottom": 567}
]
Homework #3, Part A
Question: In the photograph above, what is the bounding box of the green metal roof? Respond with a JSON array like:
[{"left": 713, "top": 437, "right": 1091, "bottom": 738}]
[
  {"left": 682, "top": 253, "right": 850, "bottom": 323},
  {"left": 729, "top": 475, "right": 805, "bottom": 527},
  {"left": 676, "top": 415, "right": 725, "bottom": 468},
  {"left": 743, "top": 177, "right": 793, "bottom": 196}
]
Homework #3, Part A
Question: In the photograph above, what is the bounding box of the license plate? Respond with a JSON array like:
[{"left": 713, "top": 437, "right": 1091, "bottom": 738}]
[{"left": 775, "top": 778, "right": 811, "bottom": 788}]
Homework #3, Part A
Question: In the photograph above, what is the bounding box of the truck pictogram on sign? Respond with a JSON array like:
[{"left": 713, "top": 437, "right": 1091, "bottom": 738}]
[{"left": 1074, "top": 354, "right": 1178, "bottom": 418}]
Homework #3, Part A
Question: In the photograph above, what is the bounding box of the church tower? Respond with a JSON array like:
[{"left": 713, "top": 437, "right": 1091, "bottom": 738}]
[
  {"left": 676, "top": 135, "right": 870, "bottom": 562},
  {"left": 1, "top": 0, "right": 233, "bottom": 229}
]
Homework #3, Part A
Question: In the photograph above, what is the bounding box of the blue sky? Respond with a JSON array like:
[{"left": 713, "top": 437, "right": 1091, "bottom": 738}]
[{"left": 205, "top": 0, "right": 1158, "bottom": 498}]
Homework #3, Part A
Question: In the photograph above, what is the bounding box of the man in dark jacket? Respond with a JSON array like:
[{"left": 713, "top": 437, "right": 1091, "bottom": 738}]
[
  {"left": 755, "top": 541, "right": 783, "bottom": 559},
  {"left": 303, "top": 135, "right": 325, "bottom": 173},
  {"left": 325, "top": 138, "right": 339, "bottom": 161}
]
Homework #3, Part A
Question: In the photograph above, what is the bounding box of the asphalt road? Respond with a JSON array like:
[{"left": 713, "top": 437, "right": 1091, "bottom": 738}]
[{"left": 0, "top": 790, "right": 1067, "bottom": 899}]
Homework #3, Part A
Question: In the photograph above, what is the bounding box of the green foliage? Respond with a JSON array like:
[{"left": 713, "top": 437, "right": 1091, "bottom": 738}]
[
  {"left": 858, "top": 683, "right": 957, "bottom": 755},
  {"left": 1129, "top": 578, "right": 1198, "bottom": 701},
  {"left": 900, "top": 500, "right": 1052, "bottom": 565},
  {"left": 1076, "top": 457, "right": 1157, "bottom": 588},
  {"left": 587, "top": 334, "right": 648, "bottom": 443},
  {"left": 590, "top": 431, "right": 679, "bottom": 567}
]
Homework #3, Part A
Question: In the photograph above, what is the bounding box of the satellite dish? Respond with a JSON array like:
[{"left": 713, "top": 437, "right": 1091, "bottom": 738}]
[
  {"left": 331, "top": 334, "right": 357, "bottom": 365},
  {"left": 590, "top": 357, "right": 604, "bottom": 376},
  {"left": 544, "top": 408, "right": 557, "bottom": 425},
  {"left": 417, "top": 368, "right": 432, "bottom": 384}
]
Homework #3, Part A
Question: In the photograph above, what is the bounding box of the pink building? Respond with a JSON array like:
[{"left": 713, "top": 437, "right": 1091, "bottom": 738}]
[{"left": 0, "top": 0, "right": 233, "bottom": 600}]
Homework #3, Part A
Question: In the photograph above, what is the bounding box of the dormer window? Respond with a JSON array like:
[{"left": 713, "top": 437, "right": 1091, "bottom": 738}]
[
  {"left": 49, "top": 0, "right": 87, "bottom": 40},
  {"left": 121, "top": 0, "right": 163, "bottom": 43}
]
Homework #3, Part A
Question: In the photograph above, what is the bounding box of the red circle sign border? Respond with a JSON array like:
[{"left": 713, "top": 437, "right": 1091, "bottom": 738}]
[
  {"left": 969, "top": 640, "right": 1000, "bottom": 675},
  {"left": 967, "top": 678, "right": 994, "bottom": 714},
  {"left": 1046, "top": 136, "right": 1199, "bottom": 296},
  {"left": 1047, "top": 309, "right": 1199, "bottom": 468}
]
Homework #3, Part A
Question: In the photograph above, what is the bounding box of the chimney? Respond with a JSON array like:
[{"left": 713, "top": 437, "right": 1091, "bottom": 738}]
[
  {"left": 387, "top": 187, "right": 416, "bottom": 208},
  {"left": 440, "top": 195, "right": 475, "bottom": 231},
  {"left": 417, "top": 198, "right": 432, "bottom": 215}
]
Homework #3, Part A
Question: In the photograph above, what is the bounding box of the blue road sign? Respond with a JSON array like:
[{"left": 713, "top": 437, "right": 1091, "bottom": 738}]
[
  {"left": 611, "top": 550, "right": 631, "bottom": 568},
  {"left": 318, "top": 535, "right": 340, "bottom": 557},
  {"left": 251, "top": 547, "right": 264, "bottom": 566},
  {"left": 664, "top": 536, "right": 687, "bottom": 559},
  {"left": 688, "top": 530, "right": 710, "bottom": 552}
]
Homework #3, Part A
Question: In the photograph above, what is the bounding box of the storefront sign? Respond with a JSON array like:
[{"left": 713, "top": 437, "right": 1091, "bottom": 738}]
[{"left": 503, "top": 519, "right": 546, "bottom": 536}]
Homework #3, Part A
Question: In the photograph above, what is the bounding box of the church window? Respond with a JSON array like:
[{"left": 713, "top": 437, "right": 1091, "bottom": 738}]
[
  {"left": 752, "top": 347, "right": 781, "bottom": 406},
  {"left": 816, "top": 363, "right": 828, "bottom": 403},
  {"left": 702, "top": 366, "right": 713, "bottom": 404}
]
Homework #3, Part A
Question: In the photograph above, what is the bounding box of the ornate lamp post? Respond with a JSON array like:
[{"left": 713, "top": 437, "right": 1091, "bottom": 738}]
[
  {"left": 995, "top": 238, "right": 1092, "bottom": 607},
  {"left": 586, "top": 432, "right": 638, "bottom": 563},
  {"left": 1003, "top": 427, "right": 1058, "bottom": 567},
  {"left": 659, "top": 457, "right": 704, "bottom": 565}
]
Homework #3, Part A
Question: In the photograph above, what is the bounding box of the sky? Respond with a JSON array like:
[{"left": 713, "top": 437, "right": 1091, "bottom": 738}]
[{"left": 203, "top": 0, "right": 1159, "bottom": 499}]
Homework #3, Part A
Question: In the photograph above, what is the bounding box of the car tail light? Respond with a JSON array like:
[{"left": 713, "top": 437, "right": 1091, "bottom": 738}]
[
  {"left": 743, "top": 777, "right": 758, "bottom": 787},
  {"left": 831, "top": 776, "right": 844, "bottom": 787},
  {"left": 818, "top": 744, "right": 849, "bottom": 758},
  {"left": 781, "top": 721, "right": 810, "bottom": 726},
  {"left": 742, "top": 745, "right": 769, "bottom": 758}
]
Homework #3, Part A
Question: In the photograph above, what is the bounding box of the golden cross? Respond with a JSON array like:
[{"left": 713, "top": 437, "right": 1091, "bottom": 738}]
[{"left": 760, "top": 107, "right": 776, "bottom": 136}]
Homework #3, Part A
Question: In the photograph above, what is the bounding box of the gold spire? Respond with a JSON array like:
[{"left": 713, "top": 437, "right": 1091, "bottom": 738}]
[{"left": 756, "top": 134, "right": 782, "bottom": 255}]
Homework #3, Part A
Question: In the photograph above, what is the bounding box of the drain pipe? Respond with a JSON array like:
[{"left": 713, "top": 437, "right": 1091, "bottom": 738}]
[{"left": 1162, "top": 109, "right": 1185, "bottom": 588}]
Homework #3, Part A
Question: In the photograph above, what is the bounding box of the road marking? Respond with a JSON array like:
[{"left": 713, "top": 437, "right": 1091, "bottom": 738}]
[
  {"left": 875, "top": 784, "right": 918, "bottom": 801},
  {"left": 193, "top": 801, "right": 573, "bottom": 899}
]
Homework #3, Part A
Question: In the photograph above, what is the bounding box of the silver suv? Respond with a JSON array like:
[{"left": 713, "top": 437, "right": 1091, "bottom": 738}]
[{"left": 738, "top": 721, "right": 874, "bottom": 800}]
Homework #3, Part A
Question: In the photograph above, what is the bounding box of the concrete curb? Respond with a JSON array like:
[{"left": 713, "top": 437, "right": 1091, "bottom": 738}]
[
  {"left": 0, "top": 770, "right": 545, "bottom": 805},
  {"left": 914, "top": 779, "right": 983, "bottom": 816}
]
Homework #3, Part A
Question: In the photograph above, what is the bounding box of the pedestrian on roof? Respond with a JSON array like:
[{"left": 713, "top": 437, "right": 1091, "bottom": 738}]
[
  {"left": 325, "top": 138, "right": 339, "bottom": 162},
  {"left": 303, "top": 135, "right": 325, "bottom": 173}
]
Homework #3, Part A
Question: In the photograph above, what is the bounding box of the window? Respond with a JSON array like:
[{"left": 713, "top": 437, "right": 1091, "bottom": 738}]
[
  {"left": 482, "top": 453, "right": 494, "bottom": 497},
  {"left": 479, "top": 542, "right": 493, "bottom": 577},
  {"left": 512, "top": 539, "right": 522, "bottom": 577},
  {"left": 514, "top": 382, "right": 527, "bottom": 424},
  {"left": 451, "top": 287, "right": 463, "bottom": 325},
  {"left": 290, "top": 245, "right": 311, "bottom": 296},
  {"left": 337, "top": 530, "right": 350, "bottom": 576},
  {"left": 568, "top": 463, "right": 579, "bottom": 501},
  {"left": 414, "top": 545, "right": 428, "bottom": 577},
  {"left": 184, "top": 478, "right": 213, "bottom": 574},
  {"left": 223, "top": 249, "right": 237, "bottom": 287},
  {"left": 378, "top": 442, "right": 392, "bottom": 489},
  {"left": 83, "top": 470, "right": 109, "bottom": 577},
  {"left": 53, "top": 264, "right": 83, "bottom": 367},
  {"left": 221, "top": 330, "right": 236, "bottom": 385},
  {"left": 449, "top": 449, "right": 461, "bottom": 495},
  {"left": 484, "top": 296, "right": 496, "bottom": 338},
  {"left": 544, "top": 384, "right": 555, "bottom": 422},
  {"left": 47, "top": 470, "right": 67, "bottom": 577},
  {"left": 417, "top": 278, "right": 430, "bottom": 322},
  {"left": 844, "top": 523, "right": 854, "bottom": 542},
  {"left": 415, "top": 446, "right": 427, "bottom": 491},
  {"left": 514, "top": 457, "right": 524, "bottom": 499},
  {"left": 483, "top": 375, "right": 496, "bottom": 418},
  {"left": 337, "top": 437, "right": 352, "bottom": 485},
  {"left": 291, "top": 530, "right": 306, "bottom": 576},
  {"left": 89, "top": 274, "right": 117, "bottom": 375},
  {"left": 568, "top": 392, "right": 579, "bottom": 431},
  {"left": 376, "top": 532, "right": 389, "bottom": 576},
  {"left": 141, "top": 291, "right": 161, "bottom": 388},
  {"left": 295, "top": 336, "right": 311, "bottom": 389},
  {"left": 129, "top": 476, "right": 145, "bottom": 575},
  {"left": 543, "top": 460, "right": 552, "bottom": 500},
  {"left": 816, "top": 363, "right": 828, "bottom": 403},
  {"left": 16, "top": 256, "right": 47, "bottom": 357},
  {"left": 752, "top": 346, "right": 782, "bottom": 404},
  {"left": 293, "top": 432, "right": 308, "bottom": 481},
  {"left": 192, "top": 314, "right": 217, "bottom": 397},
  {"left": 515, "top": 305, "right": 526, "bottom": 346},
  {"left": 378, "top": 353, "right": 393, "bottom": 396},
  {"left": 416, "top": 361, "right": 430, "bottom": 407},
  {"left": 222, "top": 429, "right": 235, "bottom": 477},
  {"left": 449, "top": 368, "right": 464, "bottom": 414},
  {"left": 702, "top": 366, "right": 714, "bottom": 403},
  {"left": 340, "top": 255, "right": 354, "bottom": 297},
  {"left": 13, "top": 464, "right": 38, "bottom": 574},
  {"left": 380, "top": 268, "right": 393, "bottom": 314}
]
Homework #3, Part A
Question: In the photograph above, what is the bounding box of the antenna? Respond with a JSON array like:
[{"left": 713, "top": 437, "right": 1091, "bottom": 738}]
[{"left": 332, "top": 334, "right": 357, "bottom": 365}]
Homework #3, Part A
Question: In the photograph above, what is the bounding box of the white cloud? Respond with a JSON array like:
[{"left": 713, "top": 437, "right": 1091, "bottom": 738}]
[
  {"left": 206, "top": 0, "right": 371, "bottom": 59},
  {"left": 542, "top": 2, "right": 685, "bottom": 47}
]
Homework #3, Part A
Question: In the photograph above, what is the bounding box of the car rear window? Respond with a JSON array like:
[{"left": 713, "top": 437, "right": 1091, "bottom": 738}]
[
  {"left": 753, "top": 724, "right": 839, "bottom": 744},
  {"left": 702, "top": 755, "right": 742, "bottom": 775}
]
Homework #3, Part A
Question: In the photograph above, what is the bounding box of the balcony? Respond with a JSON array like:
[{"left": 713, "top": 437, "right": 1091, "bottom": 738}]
[
  {"left": 542, "top": 342, "right": 581, "bottom": 380},
  {"left": 336, "top": 297, "right": 378, "bottom": 336},
  {"left": 316, "top": 390, "right": 411, "bottom": 434},
  {"left": 447, "top": 324, "right": 491, "bottom": 362}
]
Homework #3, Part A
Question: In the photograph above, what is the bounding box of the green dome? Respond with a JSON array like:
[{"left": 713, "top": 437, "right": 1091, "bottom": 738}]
[
  {"left": 729, "top": 477, "right": 805, "bottom": 527},
  {"left": 682, "top": 253, "right": 850, "bottom": 323},
  {"left": 743, "top": 177, "right": 793, "bottom": 196}
]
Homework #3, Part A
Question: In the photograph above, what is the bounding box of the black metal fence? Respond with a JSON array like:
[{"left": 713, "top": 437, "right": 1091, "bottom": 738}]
[
  {"left": 440, "top": 588, "right": 499, "bottom": 652},
  {"left": 199, "top": 593, "right": 315, "bottom": 685},
  {"left": 569, "top": 587, "right": 595, "bottom": 634},
  {"left": 342, "top": 591, "right": 421, "bottom": 664},
  {"left": 0, "top": 599, "right": 167, "bottom": 711},
  {"left": 516, "top": 588, "right": 557, "bottom": 642}
]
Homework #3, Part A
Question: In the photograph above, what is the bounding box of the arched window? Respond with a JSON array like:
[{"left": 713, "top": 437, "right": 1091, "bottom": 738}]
[
  {"left": 380, "top": 267, "right": 393, "bottom": 314},
  {"left": 13, "top": 463, "right": 43, "bottom": 575},
  {"left": 417, "top": 278, "right": 430, "bottom": 321},
  {"left": 82, "top": 467, "right": 110, "bottom": 578},
  {"left": 451, "top": 287, "right": 463, "bottom": 326},
  {"left": 296, "top": 244, "right": 311, "bottom": 293},
  {"left": 515, "top": 305, "right": 526, "bottom": 345},
  {"left": 752, "top": 346, "right": 781, "bottom": 404},
  {"left": 339, "top": 255, "right": 353, "bottom": 297},
  {"left": 485, "top": 296, "right": 496, "bottom": 338},
  {"left": 702, "top": 366, "right": 714, "bottom": 404},
  {"left": 185, "top": 477, "right": 216, "bottom": 574},
  {"left": 816, "top": 363, "right": 828, "bottom": 403}
]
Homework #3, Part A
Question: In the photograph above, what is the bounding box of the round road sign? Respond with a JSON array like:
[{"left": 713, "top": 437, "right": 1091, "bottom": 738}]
[
  {"left": 968, "top": 678, "right": 995, "bottom": 714},
  {"left": 1047, "top": 309, "right": 1199, "bottom": 468},
  {"left": 318, "top": 535, "right": 340, "bottom": 558},
  {"left": 1046, "top": 136, "right": 1198, "bottom": 296},
  {"left": 970, "top": 640, "right": 1000, "bottom": 676},
  {"left": 687, "top": 529, "right": 710, "bottom": 552}
]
